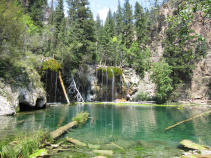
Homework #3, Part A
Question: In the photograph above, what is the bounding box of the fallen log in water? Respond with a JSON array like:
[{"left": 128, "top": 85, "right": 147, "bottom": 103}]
[
  {"left": 165, "top": 110, "right": 211, "bottom": 130},
  {"left": 50, "top": 121, "right": 77, "bottom": 139},
  {"left": 50, "top": 112, "right": 89, "bottom": 139}
]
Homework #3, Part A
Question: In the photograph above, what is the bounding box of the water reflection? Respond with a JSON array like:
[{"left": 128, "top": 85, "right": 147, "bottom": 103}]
[{"left": 0, "top": 104, "right": 210, "bottom": 148}]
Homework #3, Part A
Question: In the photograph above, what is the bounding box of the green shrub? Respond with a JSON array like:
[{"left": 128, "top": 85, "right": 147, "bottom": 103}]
[{"left": 135, "top": 91, "right": 150, "bottom": 101}]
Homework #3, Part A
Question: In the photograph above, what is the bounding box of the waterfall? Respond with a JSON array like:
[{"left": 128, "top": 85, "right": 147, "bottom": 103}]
[
  {"left": 50, "top": 71, "right": 53, "bottom": 102},
  {"left": 54, "top": 72, "right": 57, "bottom": 103},
  {"left": 106, "top": 67, "right": 108, "bottom": 101},
  {"left": 45, "top": 71, "right": 47, "bottom": 90},
  {"left": 111, "top": 68, "right": 115, "bottom": 101}
]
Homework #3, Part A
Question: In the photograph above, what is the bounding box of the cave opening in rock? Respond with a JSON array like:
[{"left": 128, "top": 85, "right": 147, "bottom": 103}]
[{"left": 19, "top": 103, "right": 35, "bottom": 111}]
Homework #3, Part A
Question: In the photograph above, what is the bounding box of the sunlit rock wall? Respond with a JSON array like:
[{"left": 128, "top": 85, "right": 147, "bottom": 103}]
[
  {"left": 0, "top": 67, "right": 46, "bottom": 115},
  {"left": 83, "top": 66, "right": 155, "bottom": 102}
]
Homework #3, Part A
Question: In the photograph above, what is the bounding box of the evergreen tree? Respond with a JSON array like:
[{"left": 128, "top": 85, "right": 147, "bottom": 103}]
[
  {"left": 104, "top": 9, "right": 115, "bottom": 38},
  {"left": 67, "top": 0, "right": 96, "bottom": 67},
  {"left": 123, "top": 0, "right": 134, "bottom": 48},
  {"left": 115, "top": 0, "right": 123, "bottom": 36},
  {"left": 54, "top": 0, "right": 64, "bottom": 35},
  {"left": 28, "top": 0, "right": 47, "bottom": 27},
  {"left": 95, "top": 14, "right": 102, "bottom": 41},
  {"left": 95, "top": 14, "right": 103, "bottom": 63},
  {"left": 134, "top": 1, "right": 148, "bottom": 44}
]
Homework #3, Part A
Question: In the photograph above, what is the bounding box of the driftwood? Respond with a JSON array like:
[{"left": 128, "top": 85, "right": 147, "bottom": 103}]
[
  {"left": 50, "top": 121, "right": 77, "bottom": 139},
  {"left": 59, "top": 71, "right": 70, "bottom": 104},
  {"left": 66, "top": 137, "right": 86, "bottom": 147},
  {"left": 93, "top": 150, "right": 113, "bottom": 156},
  {"left": 166, "top": 110, "right": 211, "bottom": 130},
  {"left": 67, "top": 75, "right": 84, "bottom": 102}
]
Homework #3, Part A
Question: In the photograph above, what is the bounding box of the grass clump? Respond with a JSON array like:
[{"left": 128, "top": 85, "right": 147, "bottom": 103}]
[
  {"left": 0, "top": 128, "right": 51, "bottom": 158},
  {"left": 73, "top": 111, "right": 89, "bottom": 126}
]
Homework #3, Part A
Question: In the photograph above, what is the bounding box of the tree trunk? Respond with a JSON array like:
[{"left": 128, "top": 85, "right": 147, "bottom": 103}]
[{"left": 59, "top": 71, "right": 70, "bottom": 104}]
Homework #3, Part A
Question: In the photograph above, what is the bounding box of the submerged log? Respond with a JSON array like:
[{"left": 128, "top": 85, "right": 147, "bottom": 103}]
[
  {"left": 93, "top": 156, "right": 107, "bottom": 158},
  {"left": 50, "top": 121, "right": 77, "bottom": 139},
  {"left": 106, "top": 142, "right": 124, "bottom": 150},
  {"left": 93, "top": 150, "right": 113, "bottom": 156},
  {"left": 166, "top": 110, "right": 211, "bottom": 130},
  {"left": 88, "top": 143, "right": 101, "bottom": 149},
  {"left": 66, "top": 137, "right": 86, "bottom": 147}
]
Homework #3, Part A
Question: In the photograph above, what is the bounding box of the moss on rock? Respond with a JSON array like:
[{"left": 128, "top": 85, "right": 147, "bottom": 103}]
[
  {"left": 180, "top": 140, "right": 210, "bottom": 150},
  {"left": 97, "top": 67, "right": 123, "bottom": 79},
  {"left": 41, "top": 58, "right": 62, "bottom": 72}
]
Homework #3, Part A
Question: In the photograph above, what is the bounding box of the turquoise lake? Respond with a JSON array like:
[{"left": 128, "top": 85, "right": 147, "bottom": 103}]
[{"left": 0, "top": 104, "right": 210, "bottom": 157}]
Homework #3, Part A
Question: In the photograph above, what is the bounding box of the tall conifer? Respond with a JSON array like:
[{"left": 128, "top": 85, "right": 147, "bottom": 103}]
[
  {"left": 115, "top": 0, "right": 123, "bottom": 36},
  {"left": 123, "top": 0, "right": 134, "bottom": 48},
  {"left": 134, "top": 1, "right": 148, "bottom": 44}
]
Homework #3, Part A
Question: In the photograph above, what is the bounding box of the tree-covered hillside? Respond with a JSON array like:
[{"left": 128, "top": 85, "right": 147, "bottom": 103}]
[{"left": 0, "top": 0, "right": 210, "bottom": 104}]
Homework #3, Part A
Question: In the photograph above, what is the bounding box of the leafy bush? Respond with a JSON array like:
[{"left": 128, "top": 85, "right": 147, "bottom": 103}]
[{"left": 135, "top": 91, "right": 150, "bottom": 101}]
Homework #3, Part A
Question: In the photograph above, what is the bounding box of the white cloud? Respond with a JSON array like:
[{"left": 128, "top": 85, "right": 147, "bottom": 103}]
[{"left": 98, "top": 7, "right": 109, "bottom": 22}]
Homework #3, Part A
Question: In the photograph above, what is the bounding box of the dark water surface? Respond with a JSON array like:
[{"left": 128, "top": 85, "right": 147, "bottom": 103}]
[{"left": 0, "top": 104, "right": 210, "bottom": 157}]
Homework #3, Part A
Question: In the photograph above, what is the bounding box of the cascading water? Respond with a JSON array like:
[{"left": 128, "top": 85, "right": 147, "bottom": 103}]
[
  {"left": 111, "top": 68, "right": 115, "bottom": 101},
  {"left": 54, "top": 72, "right": 57, "bottom": 103},
  {"left": 45, "top": 71, "right": 47, "bottom": 90},
  {"left": 106, "top": 67, "right": 108, "bottom": 101},
  {"left": 50, "top": 71, "right": 53, "bottom": 101}
]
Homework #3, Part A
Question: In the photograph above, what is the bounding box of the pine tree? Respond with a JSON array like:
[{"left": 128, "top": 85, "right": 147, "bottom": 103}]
[
  {"left": 115, "top": 0, "right": 123, "bottom": 36},
  {"left": 123, "top": 0, "right": 134, "bottom": 48},
  {"left": 104, "top": 9, "right": 115, "bottom": 38},
  {"left": 54, "top": 0, "right": 64, "bottom": 35},
  {"left": 95, "top": 14, "right": 102, "bottom": 41},
  {"left": 134, "top": 2, "right": 148, "bottom": 44},
  {"left": 28, "top": 0, "right": 47, "bottom": 27},
  {"left": 67, "top": 0, "right": 96, "bottom": 66}
]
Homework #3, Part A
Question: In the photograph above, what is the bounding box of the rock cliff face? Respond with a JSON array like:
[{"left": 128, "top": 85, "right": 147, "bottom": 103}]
[
  {"left": 190, "top": 49, "right": 211, "bottom": 103},
  {"left": 82, "top": 65, "right": 155, "bottom": 102},
  {"left": 0, "top": 67, "right": 46, "bottom": 115},
  {"left": 148, "top": 3, "right": 211, "bottom": 103}
]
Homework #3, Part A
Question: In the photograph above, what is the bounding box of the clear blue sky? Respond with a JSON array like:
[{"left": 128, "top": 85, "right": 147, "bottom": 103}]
[{"left": 48, "top": 0, "right": 161, "bottom": 22}]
